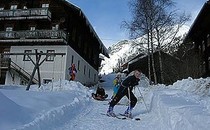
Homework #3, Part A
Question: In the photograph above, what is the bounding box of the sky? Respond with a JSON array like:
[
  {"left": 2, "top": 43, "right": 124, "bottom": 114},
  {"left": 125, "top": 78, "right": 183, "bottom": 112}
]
[
  {"left": 68, "top": 0, "right": 207, "bottom": 48},
  {"left": 1, "top": 73, "right": 210, "bottom": 130}
]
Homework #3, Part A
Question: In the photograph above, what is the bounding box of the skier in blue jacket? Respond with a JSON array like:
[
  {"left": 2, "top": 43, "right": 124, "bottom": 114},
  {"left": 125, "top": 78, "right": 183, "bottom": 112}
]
[
  {"left": 107, "top": 69, "right": 141, "bottom": 118},
  {"left": 111, "top": 73, "right": 122, "bottom": 99}
]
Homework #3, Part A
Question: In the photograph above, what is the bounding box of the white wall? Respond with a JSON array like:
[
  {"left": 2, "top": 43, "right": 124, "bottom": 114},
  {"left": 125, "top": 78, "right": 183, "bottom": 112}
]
[
  {"left": 5, "top": 45, "right": 98, "bottom": 86},
  {"left": 65, "top": 46, "right": 98, "bottom": 85}
]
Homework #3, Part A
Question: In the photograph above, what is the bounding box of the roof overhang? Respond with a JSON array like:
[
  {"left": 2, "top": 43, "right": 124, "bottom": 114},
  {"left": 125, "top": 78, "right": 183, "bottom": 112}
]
[
  {"left": 184, "top": 1, "right": 210, "bottom": 44},
  {"left": 61, "top": 0, "right": 109, "bottom": 58}
]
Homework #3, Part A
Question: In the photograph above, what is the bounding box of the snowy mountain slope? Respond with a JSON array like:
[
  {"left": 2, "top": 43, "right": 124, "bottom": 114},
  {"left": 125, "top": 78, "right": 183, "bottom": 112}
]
[
  {"left": 100, "top": 39, "right": 147, "bottom": 74},
  {"left": 100, "top": 25, "right": 190, "bottom": 75}
]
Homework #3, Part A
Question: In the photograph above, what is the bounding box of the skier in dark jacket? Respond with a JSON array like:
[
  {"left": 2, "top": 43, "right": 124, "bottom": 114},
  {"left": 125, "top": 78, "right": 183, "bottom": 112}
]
[{"left": 107, "top": 69, "right": 141, "bottom": 118}]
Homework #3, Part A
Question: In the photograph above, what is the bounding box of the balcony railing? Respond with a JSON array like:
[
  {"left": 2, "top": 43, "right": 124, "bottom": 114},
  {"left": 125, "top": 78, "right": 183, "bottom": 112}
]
[
  {"left": 0, "top": 8, "right": 51, "bottom": 20},
  {"left": 0, "top": 30, "right": 68, "bottom": 44}
]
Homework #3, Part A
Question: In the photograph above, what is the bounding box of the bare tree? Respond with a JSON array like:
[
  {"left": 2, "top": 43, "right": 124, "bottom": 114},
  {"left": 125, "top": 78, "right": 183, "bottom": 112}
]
[{"left": 122, "top": 0, "right": 190, "bottom": 84}]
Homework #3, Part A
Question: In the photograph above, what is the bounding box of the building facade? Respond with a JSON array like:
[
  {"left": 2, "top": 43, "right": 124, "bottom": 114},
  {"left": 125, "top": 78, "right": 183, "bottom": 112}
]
[
  {"left": 0, "top": 0, "right": 109, "bottom": 86},
  {"left": 179, "top": 0, "right": 210, "bottom": 79}
]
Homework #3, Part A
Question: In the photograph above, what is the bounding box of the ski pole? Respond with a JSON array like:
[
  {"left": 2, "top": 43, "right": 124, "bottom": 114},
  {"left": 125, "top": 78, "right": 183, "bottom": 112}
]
[
  {"left": 136, "top": 86, "right": 149, "bottom": 113},
  {"left": 127, "top": 87, "right": 131, "bottom": 116}
]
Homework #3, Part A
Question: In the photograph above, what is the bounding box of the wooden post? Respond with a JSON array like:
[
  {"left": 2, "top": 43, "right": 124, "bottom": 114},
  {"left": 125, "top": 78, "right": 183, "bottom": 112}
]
[
  {"left": 0, "top": 55, "right": 1, "bottom": 77},
  {"left": 37, "top": 53, "right": 42, "bottom": 88},
  {"left": 26, "top": 49, "right": 42, "bottom": 90},
  {"left": 26, "top": 50, "right": 59, "bottom": 90}
]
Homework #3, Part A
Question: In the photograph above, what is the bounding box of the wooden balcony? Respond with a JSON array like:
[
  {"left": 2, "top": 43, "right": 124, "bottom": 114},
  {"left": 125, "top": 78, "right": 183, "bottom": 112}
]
[
  {"left": 0, "top": 8, "right": 51, "bottom": 21},
  {"left": 0, "top": 30, "right": 68, "bottom": 44}
]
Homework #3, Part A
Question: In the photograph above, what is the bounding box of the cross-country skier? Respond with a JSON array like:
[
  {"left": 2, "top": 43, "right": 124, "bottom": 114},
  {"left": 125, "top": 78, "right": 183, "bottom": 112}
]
[{"left": 107, "top": 69, "right": 141, "bottom": 118}]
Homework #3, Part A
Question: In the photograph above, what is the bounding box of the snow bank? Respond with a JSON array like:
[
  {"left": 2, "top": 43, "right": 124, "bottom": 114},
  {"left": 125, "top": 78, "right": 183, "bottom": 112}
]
[
  {"left": 16, "top": 97, "right": 90, "bottom": 130},
  {"left": 169, "top": 77, "right": 210, "bottom": 96},
  {"left": 147, "top": 88, "right": 210, "bottom": 130},
  {"left": 0, "top": 92, "right": 33, "bottom": 130},
  {"left": 0, "top": 80, "right": 92, "bottom": 130}
]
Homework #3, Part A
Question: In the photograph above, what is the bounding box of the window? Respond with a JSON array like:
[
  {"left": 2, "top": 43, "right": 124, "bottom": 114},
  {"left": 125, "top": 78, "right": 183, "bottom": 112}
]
[
  {"left": 77, "top": 60, "right": 80, "bottom": 71},
  {"left": 94, "top": 74, "right": 96, "bottom": 82},
  {"left": 89, "top": 69, "right": 91, "bottom": 78},
  {"left": 84, "top": 65, "right": 86, "bottom": 75},
  {"left": 52, "top": 24, "right": 59, "bottom": 30},
  {"left": 42, "top": 3, "right": 49, "bottom": 8},
  {"left": 10, "top": 5, "right": 17, "bottom": 10},
  {"left": 23, "top": 5, "right": 27, "bottom": 9},
  {"left": 3, "top": 50, "right": 10, "bottom": 58},
  {"left": 71, "top": 55, "right": 74, "bottom": 65},
  {"left": 43, "top": 79, "right": 52, "bottom": 84},
  {"left": 5, "top": 27, "right": 13, "bottom": 38},
  {"left": 6, "top": 27, "right": 13, "bottom": 32},
  {"left": 23, "top": 50, "right": 32, "bottom": 61},
  {"left": 46, "top": 50, "right": 55, "bottom": 61},
  {"left": 51, "top": 24, "right": 59, "bottom": 38},
  {"left": 20, "top": 79, "right": 27, "bottom": 85},
  {"left": 30, "top": 26, "right": 36, "bottom": 31}
]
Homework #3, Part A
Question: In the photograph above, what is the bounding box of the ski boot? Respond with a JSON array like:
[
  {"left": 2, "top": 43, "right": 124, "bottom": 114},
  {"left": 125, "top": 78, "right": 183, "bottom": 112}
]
[
  {"left": 107, "top": 106, "right": 116, "bottom": 117},
  {"left": 123, "top": 106, "right": 133, "bottom": 118}
]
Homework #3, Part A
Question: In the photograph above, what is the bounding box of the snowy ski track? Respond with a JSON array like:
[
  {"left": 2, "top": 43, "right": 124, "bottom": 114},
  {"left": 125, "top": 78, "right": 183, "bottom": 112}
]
[{"left": 20, "top": 87, "right": 209, "bottom": 130}]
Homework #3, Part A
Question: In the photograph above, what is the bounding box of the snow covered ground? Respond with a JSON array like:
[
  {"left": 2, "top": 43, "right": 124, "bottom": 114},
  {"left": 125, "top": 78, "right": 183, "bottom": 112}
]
[{"left": 1, "top": 74, "right": 210, "bottom": 130}]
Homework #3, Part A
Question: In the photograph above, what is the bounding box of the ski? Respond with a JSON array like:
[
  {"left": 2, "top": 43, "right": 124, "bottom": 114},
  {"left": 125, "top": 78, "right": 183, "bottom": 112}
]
[
  {"left": 101, "top": 113, "right": 140, "bottom": 121},
  {"left": 119, "top": 113, "right": 141, "bottom": 121},
  {"left": 100, "top": 113, "right": 126, "bottom": 120}
]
